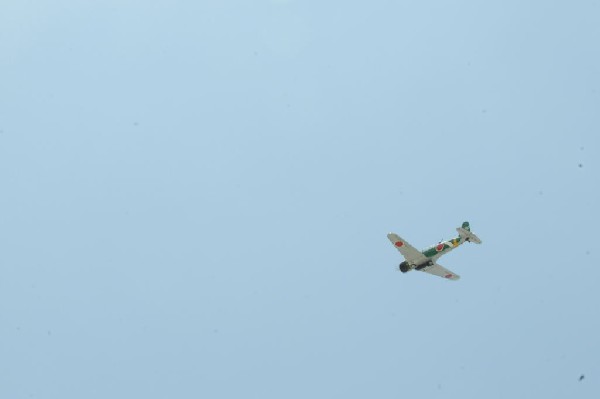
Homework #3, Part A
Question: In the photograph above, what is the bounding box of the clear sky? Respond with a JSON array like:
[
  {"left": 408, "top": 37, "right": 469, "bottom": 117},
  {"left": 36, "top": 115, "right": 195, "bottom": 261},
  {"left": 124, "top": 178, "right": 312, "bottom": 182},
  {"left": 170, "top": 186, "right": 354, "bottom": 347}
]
[{"left": 1, "top": 1, "right": 599, "bottom": 398}]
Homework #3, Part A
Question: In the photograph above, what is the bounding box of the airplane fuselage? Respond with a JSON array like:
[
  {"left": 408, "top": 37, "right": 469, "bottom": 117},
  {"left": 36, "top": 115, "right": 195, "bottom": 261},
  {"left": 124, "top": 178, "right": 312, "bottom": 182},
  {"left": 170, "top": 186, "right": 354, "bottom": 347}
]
[
  {"left": 421, "top": 235, "right": 465, "bottom": 260},
  {"left": 398, "top": 235, "right": 467, "bottom": 273}
]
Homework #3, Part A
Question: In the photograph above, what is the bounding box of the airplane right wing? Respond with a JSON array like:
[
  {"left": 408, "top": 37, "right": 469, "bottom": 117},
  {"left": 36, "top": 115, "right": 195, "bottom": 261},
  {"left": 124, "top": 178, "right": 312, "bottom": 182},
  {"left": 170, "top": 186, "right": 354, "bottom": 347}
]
[
  {"left": 387, "top": 233, "right": 428, "bottom": 264},
  {"left": 419, "top": 262, "right": 460, "bottom": 281}
]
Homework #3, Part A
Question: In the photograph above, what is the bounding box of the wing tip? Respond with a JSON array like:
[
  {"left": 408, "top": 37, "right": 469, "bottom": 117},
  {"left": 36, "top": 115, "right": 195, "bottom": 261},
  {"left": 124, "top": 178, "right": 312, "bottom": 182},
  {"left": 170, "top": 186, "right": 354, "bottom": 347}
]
[{"left": 444, "top": 273, "right": 461, "bottom": 281}]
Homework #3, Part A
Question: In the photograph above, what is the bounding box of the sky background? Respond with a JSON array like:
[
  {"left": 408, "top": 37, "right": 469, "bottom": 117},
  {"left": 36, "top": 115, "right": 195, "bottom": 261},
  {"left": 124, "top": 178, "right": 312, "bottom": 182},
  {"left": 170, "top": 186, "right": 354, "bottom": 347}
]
[{"left": 1, "top": 1, "right": 599, "bottom": 398}]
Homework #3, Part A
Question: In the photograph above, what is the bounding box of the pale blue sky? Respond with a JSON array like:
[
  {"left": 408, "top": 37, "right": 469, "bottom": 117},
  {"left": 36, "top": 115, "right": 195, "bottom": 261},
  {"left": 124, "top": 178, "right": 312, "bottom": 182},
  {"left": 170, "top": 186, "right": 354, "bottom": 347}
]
[{"left": 1, "top": 1, "right": 599, "bottom": 398}]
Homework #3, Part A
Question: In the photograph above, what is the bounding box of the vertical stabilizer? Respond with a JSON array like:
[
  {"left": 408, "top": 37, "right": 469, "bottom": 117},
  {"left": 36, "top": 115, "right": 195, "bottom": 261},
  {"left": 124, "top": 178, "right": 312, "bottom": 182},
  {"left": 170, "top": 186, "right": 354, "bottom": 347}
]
[{"left": 457, "top": 222, "right": 482, "bottom": 244}]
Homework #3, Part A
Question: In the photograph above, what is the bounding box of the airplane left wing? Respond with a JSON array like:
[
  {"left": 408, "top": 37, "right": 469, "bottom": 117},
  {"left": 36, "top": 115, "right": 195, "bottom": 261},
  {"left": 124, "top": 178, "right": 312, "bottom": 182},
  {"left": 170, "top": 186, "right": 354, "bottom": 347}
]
[
  {"left": 387, "top": 233, "right": 427, "bottom": 264},
  {"left": 419, "top": 262, "right": 460, "bottom": 281}
]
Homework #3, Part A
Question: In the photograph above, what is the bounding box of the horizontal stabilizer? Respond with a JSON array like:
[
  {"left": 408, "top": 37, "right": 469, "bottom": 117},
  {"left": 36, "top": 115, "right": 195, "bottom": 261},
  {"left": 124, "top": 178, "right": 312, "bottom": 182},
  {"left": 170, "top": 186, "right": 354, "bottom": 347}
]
[{"left": 456, "top": 227, "right": 482, "bottom": 244}]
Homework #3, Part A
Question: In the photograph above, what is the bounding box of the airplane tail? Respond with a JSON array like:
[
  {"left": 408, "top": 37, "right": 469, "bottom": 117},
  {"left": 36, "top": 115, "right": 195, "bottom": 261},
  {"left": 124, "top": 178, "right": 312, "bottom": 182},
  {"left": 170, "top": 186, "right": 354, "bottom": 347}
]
[{"left": 456, "top": 221, "right": 482, "bottom": 244}]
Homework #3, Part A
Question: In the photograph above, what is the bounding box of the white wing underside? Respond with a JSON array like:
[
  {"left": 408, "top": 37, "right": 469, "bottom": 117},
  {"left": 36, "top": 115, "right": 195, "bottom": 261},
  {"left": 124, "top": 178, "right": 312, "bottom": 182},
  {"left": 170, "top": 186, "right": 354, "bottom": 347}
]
[
  {"left": 387, "top": 233, "right": 460, "bottom": 281},
  {"left": 387, "top": 233, "right": 427, "bottom": 264},
  {"left": 419, "top": 263, "right": 460, "bottom": 281}
]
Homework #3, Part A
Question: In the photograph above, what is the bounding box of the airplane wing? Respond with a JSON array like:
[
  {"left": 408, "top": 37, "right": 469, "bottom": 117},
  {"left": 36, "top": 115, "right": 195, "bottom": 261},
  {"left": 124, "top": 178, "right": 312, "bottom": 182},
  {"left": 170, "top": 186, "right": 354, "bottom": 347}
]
[
  {"left": 419, "top": 262, "right": 460, "bottom": 281},
  {"left": 387, "top": 233, "right": 428, "bottom": 264}
]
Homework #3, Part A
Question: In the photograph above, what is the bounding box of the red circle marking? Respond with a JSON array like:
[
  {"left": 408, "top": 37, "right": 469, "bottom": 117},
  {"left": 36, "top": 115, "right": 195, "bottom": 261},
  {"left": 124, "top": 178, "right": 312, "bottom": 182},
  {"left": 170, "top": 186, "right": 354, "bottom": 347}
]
[
  {"left": 445, "top": 274, "right": 453, "bottom": 279},
  {"left": 436, "top": 243, "right": 445, "bottom": 251},
  {"left": 395, "top": 241, "right": 404, "bottom": 247}
]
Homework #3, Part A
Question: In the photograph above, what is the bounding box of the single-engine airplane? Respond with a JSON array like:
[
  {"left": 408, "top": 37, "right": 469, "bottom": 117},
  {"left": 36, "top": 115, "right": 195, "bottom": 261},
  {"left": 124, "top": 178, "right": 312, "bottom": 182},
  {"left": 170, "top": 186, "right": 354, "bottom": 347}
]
[{"left": 387, "top": 222, "right": 481, "bottom": 281}]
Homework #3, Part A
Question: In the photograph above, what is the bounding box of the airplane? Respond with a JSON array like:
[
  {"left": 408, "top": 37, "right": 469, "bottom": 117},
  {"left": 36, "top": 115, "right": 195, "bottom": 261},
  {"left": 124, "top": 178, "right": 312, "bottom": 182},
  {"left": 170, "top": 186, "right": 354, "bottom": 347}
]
[{"left": 387, "top": 222, "right": 481, "bottom": 281}]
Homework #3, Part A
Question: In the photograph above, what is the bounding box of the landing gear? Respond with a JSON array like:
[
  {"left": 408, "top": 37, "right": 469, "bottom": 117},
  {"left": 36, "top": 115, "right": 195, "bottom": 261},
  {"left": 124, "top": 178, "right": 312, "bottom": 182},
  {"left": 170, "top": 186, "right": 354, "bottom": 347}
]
[{"left": 415, "top": 260, "right": 434, "bottom": 271}]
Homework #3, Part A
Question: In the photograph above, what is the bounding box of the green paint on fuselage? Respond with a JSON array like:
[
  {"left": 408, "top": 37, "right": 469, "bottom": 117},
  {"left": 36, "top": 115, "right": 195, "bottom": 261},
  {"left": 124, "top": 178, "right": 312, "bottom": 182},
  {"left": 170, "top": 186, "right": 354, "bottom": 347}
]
[{"left": 422, "top": 236, "right": 464, "bottom": 258}]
